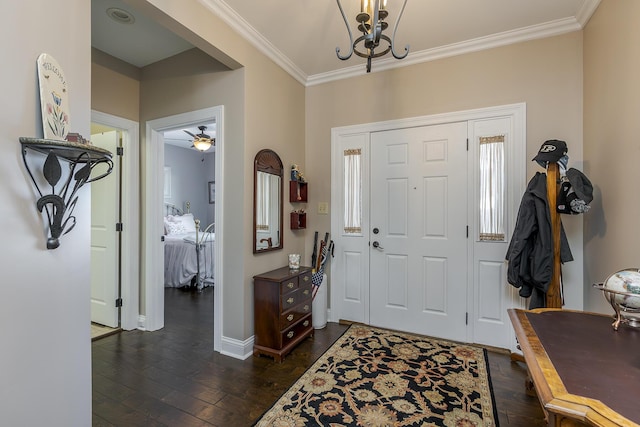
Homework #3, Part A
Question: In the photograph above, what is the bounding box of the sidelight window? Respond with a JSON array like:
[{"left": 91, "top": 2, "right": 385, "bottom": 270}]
[
  {"left": 344, "top": 148, "right": 362, "bottom": 234},
  {"left": 479, "top": 135, "right": 505, "bottom": 241}
]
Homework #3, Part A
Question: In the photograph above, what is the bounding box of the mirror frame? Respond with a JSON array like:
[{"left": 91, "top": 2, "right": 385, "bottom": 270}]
[{"left": 253, "top": 149, "right": 284, "bottom": 254}]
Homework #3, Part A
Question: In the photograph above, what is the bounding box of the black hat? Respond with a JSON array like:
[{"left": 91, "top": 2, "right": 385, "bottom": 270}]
[
  {"left": 557, "top": 168, "right": 593, "bottom": 214},
  {"left": 533, "top": 139, "right": 568, "bottom": 164},
  {"left": 566, "top": 168, "right": 593, "bottom": 204}
]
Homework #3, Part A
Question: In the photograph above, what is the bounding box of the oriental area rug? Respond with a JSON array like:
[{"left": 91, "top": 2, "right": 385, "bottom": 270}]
[{"left": 255, "top": 324, "right": 498, "bottom": 427}]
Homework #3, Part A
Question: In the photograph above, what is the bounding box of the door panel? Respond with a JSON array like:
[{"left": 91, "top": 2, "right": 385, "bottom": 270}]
[
  {"left": 90, "top": 130, "right": 119, "bottom": 328},
  {"left": 370, "top": 122, "right": 468, "bottom": 342},
  {"left": 331, "top": 133, "right": 370, "bottom": 324},
  {"left": 469, "top": 117, "right": 526, "bottom": 349}
]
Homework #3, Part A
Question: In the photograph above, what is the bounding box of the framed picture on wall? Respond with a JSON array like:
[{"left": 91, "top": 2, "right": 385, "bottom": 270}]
[{"left": 208, "top": 181, "right": 215, "bottom": 204}]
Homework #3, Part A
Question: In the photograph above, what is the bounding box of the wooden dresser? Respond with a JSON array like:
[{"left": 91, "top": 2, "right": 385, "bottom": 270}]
[{"left": 253, "top": 266, "right": 313, "bottom": 362}]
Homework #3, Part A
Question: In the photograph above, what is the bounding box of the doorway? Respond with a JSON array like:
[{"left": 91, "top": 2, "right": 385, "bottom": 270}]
[
  {"left": 144, "top": 106, "right": 224, "bottom": 352},
  {"left": 90, "top": 111, "right": 140, "bottom": 332},
  {"left": 90, "top": 128, "right": 120, "bottom": 330},
  {"left": 330, "top": 103, "right": 527, "bottom": 352}
]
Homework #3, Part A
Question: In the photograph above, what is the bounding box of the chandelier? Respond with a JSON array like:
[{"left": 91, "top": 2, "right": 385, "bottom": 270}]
[{"left": 336, "top": 0, "right": 409, "bottom": 73}]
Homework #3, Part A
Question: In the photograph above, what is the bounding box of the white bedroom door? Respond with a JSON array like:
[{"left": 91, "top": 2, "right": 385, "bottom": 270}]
[
  {"left": 369, "top": 122, "right": 469, "bottom": 342},
  {"left": 90, "top": 130, "right": 120, "bottom": 328}
]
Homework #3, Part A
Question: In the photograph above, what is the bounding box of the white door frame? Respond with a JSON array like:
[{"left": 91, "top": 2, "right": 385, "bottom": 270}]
[
  {"left": 144, "top": 106, "right": 224, "bottom": 352},
  {"left": 91, "top": 110, "right": 140, "bottom": 331},
  {"left": 330, "top": 103, "right": 526, "bottom": 350}
]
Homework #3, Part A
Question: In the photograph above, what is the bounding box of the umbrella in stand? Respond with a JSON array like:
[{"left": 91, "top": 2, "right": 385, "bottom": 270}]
[
  {"left": 312, "top": 239, "right": 334, "bottom": 299},
  {"left": 311, "top": 231, "right": 318, "bottom": 267}
]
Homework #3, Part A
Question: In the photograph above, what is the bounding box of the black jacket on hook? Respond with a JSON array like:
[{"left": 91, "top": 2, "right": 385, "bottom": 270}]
[{"left": 506, "top": 172, "right": 573, "bottom": 309}]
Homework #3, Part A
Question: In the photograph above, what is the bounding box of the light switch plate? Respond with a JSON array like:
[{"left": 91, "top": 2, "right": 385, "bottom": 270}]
[{"left": 318, "top": 202, "right": 329, "bottom": 215}]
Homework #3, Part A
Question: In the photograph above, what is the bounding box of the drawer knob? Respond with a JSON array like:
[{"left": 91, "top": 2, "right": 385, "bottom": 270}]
[
  {"left": 287, "top": 282, "right": 294, "bottom": 289},
  {"left": 303, "top": 276, "right": 309, "bottom": 282},
  {"left": 303, "top": 320, "right": 309, "bottom": 327},
  {"left": 287, "top": 297, "right": 294, "bottom": 304},
  {"left": 287, "top": 314, "right": 294, "bottom": 322},
  {"left": 287, "top": 331, "right": 295, "bottom": 339},
  {"left": 303, "top": 289, "right": 309, "bottom": 295},
  {"left": 303, "top": 305, "right": 309, "bottom": 311}
]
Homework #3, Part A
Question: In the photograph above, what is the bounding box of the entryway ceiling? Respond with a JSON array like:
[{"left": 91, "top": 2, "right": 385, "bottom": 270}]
[{"left": 92, "top": 0, "right": 600, "bottom": 85}]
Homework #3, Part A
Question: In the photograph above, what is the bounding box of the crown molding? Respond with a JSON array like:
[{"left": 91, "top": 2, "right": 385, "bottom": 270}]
[
  {"left": 307, "top": 15, "right": 589, "bottom": 86},
  {"left": 576, "top": 0, "right": 601, "bottom": 27},
  {"left": 199, "top": 0, "right": 601, "bottom": 87},
  {"left": 198, "top": 0, "right": 308, "bottom": 85}
]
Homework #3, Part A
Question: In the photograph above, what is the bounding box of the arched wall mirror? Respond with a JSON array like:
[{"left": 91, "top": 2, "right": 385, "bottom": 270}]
[{"left": 254, "top": 149, "right": 284, "bottom": 253}]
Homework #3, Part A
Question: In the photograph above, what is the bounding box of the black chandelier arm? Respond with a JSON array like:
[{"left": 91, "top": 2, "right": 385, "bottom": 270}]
[
  {"left": 335, "top": 0, "right": 410, "bottom": 71},
  {"left": 390, "top": 0, "right": 410, "bottom": 59},
  {"left": 371, "top": 2, "right": 381, "bottom": 46},
  {"left": 335, "top": 0, "right": 354, "bottom": 60}
]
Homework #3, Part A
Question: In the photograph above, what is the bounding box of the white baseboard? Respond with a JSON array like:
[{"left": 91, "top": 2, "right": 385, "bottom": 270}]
[{"left": 220, "top": 334, "right": 255, "bottom": 360}]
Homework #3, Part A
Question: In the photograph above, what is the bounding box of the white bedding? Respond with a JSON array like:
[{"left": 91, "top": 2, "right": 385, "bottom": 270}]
[{"left": 164, "top": 232, "right": 215, "bottom": 288}]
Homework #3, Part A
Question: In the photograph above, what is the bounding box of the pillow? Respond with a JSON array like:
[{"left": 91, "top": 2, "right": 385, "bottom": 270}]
[
  {"left": 163, "top": 213, "right": 197, "bottom": 235},
  {"left": 175, "top": 213, "right": 197, "bottom": 233},
  {"left": 163, "top": 215, "right": 174, "bottom": 235},
  {"left": 165, "top": 221, "right": 187, "bottom": 235}
]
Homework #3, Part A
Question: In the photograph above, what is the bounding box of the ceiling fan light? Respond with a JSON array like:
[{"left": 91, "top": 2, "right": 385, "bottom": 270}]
[{"left": 193, "top": 139, "right": 212, "bottom": 151}]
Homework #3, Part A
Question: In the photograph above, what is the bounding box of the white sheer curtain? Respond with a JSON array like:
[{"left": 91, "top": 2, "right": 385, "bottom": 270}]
[
  {"left": 256, "top": 171, "right": 270, "bottom": 231},
  {"left": 479, "top": 136, "right": 505, "bottom": 241},
  {"left": 344, "top": 149, "right": 362, "bottom": 234}
]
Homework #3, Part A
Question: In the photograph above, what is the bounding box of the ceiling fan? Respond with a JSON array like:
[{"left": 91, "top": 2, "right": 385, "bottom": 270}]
[{"left": 184, "top": 125, "right": 215, "bottom": 152}]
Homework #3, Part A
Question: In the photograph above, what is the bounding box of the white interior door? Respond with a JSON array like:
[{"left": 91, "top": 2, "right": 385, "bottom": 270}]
[
  {"left": 369, "top": 123, "right": 468, "bottom": 342},
  {"left": 90, "top": 131, "right": 120, "bottom": 327},
  {"left": 469, "top": 118, "right": 527, "bottom": 349}
]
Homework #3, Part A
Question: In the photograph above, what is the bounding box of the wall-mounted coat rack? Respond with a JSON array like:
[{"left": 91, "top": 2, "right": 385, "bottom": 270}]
[{"left": 20, "top": 137, "right": 113, "bottom": 249}]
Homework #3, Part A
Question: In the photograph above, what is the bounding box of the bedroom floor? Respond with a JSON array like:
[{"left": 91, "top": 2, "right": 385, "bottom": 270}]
[
  {"left": 92, "top": 287, "right": 545, "bottom": 426},
  {"left": 91, "top": 323, "right": 120, "bottom": 341}
]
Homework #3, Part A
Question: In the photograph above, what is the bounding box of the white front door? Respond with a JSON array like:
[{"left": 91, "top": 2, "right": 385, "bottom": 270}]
[
  {"left": 369, "top": 123, "right": 469, "bottom": 341},
  {"left": 90, "top": 130, "right": 120, "bottom": 328}
]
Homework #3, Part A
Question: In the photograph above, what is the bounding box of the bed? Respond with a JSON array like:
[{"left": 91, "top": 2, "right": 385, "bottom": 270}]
[{"left": 164, "top": 203, "right": 215, "bottom": 290}]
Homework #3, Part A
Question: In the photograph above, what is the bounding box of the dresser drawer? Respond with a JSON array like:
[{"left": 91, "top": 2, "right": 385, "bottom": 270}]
[
  {"left": 280, "top": 314, "right": 312, "bottom": 348},
  {"left": 299, "top": 281, "right": 313, "bottom": 300},
  {"left": 280, "top": 277, "right": 298, "bottom": 295},
  {"left": 281, "top": 289, "right": 301, "bottom": 311},
  {"left": 280, "top": 301, "right": 312, "bottom": 330},
  {"left": 299, "top": 270, "right": 312, "bottom": 287}
]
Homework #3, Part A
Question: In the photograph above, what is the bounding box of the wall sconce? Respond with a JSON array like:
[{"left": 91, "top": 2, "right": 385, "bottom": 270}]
[{"left": 20, "top": 137, "right": 113, "bottom": 249}]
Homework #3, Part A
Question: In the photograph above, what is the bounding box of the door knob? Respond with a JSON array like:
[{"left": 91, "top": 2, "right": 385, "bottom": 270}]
[{"left": 372, "top": 241, "right": 384, "bottom": 250}]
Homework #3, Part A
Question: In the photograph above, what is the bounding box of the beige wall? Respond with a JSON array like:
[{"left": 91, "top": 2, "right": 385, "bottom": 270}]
[
  {"left": 306, "top": 32, "right": 586, "bottom": 309},
  {"left": 92, "top": 49, "right": 141, "bottom": 121},
  {"left": 0, "top": 1, "right": 92, "bottom": 425},
  {"left": 583, "top": 0, "right": 640, "bottom": 312}
]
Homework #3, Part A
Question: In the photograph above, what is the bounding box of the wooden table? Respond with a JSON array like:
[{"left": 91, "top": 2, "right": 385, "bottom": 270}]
[{"left": 508, "top": 308, "right": 640, "bottom": 427}]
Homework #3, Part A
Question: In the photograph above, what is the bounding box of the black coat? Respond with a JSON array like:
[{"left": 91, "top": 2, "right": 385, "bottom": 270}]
[{"left": 506, "top": 172, "right": 573, "bottom": 308}]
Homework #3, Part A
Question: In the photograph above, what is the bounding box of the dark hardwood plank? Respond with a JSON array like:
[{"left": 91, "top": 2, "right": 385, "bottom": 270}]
[{"left": 92, "top": 287, "right": 544, "bottom": 426}]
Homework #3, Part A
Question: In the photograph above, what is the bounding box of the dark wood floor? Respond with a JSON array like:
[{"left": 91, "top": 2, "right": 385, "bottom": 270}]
[{"left": 92, "top": 287, "right": 545, "bottom": 426}]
